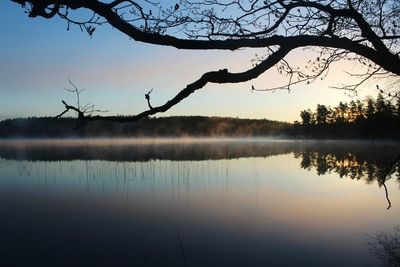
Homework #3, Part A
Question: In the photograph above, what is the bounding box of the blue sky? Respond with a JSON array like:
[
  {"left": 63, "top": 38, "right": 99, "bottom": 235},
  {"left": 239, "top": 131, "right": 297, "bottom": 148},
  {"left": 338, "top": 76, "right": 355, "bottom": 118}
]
[{"left": 0, "top": 1, "right": 379, "bottom": 122}]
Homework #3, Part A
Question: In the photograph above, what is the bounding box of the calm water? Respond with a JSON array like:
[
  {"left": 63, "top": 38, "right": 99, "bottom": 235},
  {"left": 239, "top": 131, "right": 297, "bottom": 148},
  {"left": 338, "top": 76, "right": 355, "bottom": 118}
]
[{"left": 0, "top": 139, "right": 399, "bottom": 266}]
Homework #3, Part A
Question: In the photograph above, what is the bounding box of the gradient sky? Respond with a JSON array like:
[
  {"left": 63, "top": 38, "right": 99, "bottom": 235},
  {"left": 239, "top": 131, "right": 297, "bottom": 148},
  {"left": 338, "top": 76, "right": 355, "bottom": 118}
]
[{"left": 0, "top": 1, "right": 380, "bottom": 122}]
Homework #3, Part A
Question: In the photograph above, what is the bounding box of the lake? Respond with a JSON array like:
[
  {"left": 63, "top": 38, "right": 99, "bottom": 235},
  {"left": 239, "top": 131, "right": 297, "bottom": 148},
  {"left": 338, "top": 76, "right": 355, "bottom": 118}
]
[{"left": 0, "top": 139, "right": 399, "bottom": 266}]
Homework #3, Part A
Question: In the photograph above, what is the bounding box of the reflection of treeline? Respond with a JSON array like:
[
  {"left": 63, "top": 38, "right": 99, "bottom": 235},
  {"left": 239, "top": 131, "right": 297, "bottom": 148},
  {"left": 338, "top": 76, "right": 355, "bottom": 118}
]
[
  {"left": 294, "top": 142, "right": 400, "bottom": 184},
  {"left": 0, "top": 139, "right": 296, "bottom": 162},
  {"left": 0, "top": 116, "right": 293, "bottom": 138},
  {"left": 1, "top": 140, "right": 398, "bottom": 185},
  {"left": 297, "top": 94, "right": 400, "bottom": 139}
]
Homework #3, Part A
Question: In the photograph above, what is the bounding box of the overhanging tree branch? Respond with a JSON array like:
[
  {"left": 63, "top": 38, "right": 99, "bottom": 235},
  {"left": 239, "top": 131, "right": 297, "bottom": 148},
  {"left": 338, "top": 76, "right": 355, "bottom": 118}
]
[
  {"left": 10, "top": 0, "right": 400, "bottom": 122},
  {"left": 57, "top": 45, "right": 291, "bottom": 122}
]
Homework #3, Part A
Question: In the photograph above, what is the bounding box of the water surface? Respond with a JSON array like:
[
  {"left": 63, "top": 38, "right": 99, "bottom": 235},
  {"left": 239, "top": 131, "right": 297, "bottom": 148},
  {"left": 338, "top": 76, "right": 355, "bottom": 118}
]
[{"left": 0, "top": 139, "right": 399, "bottom": 266}]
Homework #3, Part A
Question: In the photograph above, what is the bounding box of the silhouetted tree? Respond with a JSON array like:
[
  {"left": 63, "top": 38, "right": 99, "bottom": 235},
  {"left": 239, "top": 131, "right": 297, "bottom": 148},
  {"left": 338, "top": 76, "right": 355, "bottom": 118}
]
[
  {"left": 300, "top": 109, "right": 313, "bottom": 125},
  {"left": 375, "top": 93, "right": 387, "bottom": 114},
  {"left": 355, "top": 99, "right": 364, "bottom": 120},
  {"left": 365, "top": 97, "right": 376, "bottom": 119},
  {"left": 335, "top": 102, "right": 349, "bottom": 123},
  {"left": 9, "top": 0, "right": 400, "bottom": 122},
  {"left": 348, "top": 100, "right": 358, "bottom": 122},
  {"left": 316, "top": 104, "right": 329, "bottom": 124}
]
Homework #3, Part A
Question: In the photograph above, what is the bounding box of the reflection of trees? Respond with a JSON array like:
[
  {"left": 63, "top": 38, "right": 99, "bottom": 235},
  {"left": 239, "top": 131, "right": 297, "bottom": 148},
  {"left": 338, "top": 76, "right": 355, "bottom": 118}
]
[
  {"left": 1, "top": 140, "right": 399, "bottom": 184},
  {"left": 294, "top": 150, "right": 400, "bottom": 185},
  {"left": 2, "top": 139, "right": 399, "bottom": 208},
  {"left": 295, "top": 145, "right": 400, "bottom": 209},
  {"left": 1, "top": 141, "right": 399, "bottom": 183},
  {"left": 0, "top": 139, "right": 297, "bottom": 162},
  {"left": 369, "top": 226, "right": 400, "bottom": 267}
]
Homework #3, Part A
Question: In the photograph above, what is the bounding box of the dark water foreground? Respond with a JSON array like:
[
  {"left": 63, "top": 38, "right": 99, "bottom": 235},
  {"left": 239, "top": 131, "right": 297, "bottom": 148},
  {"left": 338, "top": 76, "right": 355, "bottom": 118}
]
[{"left": 0, "top": 139, "right": 399, "bottom": 266}]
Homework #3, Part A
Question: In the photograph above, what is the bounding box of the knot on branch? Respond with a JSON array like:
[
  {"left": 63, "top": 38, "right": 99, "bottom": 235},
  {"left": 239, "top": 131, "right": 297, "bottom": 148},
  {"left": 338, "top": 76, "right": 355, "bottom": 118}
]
[{"left": 219, "top": 68, "right": 228, "bottom": 74}]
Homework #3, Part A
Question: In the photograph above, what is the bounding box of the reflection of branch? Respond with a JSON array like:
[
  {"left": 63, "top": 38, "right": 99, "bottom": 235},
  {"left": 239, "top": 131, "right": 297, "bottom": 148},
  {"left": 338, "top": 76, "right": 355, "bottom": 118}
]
[
  {"left": 368, "top": 226, "right": 400, "bottom": 267},
  {"left": 382, "top": 154, "right": 400, "bottom": 181},
  {"left": 381, "top": 154, "right": 400, "bottom": 210},
  {"left": 382, "top": 183, "right": 392, "bottom": 210},
  {"left": 177, "top": 233, "right": 188, "bottom": 267},
  {"left": 297, "top": 148, "right": 399, "bottom": 210}
]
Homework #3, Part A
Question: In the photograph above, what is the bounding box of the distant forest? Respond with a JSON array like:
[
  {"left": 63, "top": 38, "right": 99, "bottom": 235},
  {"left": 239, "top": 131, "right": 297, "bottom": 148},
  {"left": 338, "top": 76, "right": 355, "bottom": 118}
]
[
  {"left": 0, "top": 94, "right": 399, "bottom": 139},
  {"left": 0, "top": 116, "right": 292, "bottom": 138},
  {"left": 297, "top": 93, "right": 400, "bottom": 139}
]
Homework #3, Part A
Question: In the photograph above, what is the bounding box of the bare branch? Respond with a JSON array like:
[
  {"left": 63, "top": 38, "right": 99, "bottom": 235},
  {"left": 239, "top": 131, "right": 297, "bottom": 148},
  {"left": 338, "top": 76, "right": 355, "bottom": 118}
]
[
  {"left": 10, "top": 0, "right": 400, "bottom": 122},
  {"left": 56, "top": 45, "right": 291, "bottom": 123},
  {"left": 56, "top": 80, "right": 107, "bottom": 121},
  {"left": 145, "top": 88, "right": 154, "bottom": 110},
  {"left": 56, "top": 100, "right": 85, "bottom": 120}
]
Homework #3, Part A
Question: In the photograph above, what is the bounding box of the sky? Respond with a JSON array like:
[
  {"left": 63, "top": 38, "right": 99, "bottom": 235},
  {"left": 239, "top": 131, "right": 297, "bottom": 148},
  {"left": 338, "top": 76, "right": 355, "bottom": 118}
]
[{"left": 0, "top": 1, "right": 380, "bottom": 122}]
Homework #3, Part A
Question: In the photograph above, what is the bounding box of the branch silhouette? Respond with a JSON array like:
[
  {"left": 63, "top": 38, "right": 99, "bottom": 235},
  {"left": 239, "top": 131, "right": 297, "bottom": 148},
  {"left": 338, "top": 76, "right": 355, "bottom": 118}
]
[
  {"left": 11, "top": 0, "right": 400, "bottom": 121},
  {"left": 145, "top": 88, "right": 153, "bottom": 110},
  {"left": 56, "top": 46, "right": 290, "bottom": 122},
  {"left": 56, "top": 80, "right": 107, "bottom": 123}
]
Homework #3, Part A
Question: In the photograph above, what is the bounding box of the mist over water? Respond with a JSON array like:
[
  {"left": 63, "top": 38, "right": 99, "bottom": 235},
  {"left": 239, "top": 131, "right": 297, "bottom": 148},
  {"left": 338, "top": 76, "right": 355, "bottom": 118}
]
[{"left": 0, "top": 138, "right": 399, "bottom": 266}]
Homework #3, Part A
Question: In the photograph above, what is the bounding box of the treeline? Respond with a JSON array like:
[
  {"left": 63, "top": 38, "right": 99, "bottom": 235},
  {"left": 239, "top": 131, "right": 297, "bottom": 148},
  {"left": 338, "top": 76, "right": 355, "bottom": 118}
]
[
  {"left": 297, "top": 93, "right": 400, "bottom": 139},
  {"left": 0, "top": 116, "right": 293, "bottom": 138},
  {"left": 1, "top": 94, "right": 399, "bottom": 139}
]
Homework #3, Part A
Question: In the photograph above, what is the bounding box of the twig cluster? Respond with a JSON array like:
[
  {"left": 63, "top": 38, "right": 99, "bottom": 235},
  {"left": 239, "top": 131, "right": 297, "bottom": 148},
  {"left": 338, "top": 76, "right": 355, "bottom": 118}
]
[{"left": 56, "top": 79, "right": 108, "bottom": 123}]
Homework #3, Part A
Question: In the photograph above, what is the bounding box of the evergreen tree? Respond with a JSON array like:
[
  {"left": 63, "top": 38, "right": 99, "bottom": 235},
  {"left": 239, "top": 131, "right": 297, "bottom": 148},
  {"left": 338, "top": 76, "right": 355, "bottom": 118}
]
[
  {"left": 349, "top": 100, "right": 358, "bottom": 122},
  {"left": 375, "top": 93, "right": 386, "bottom": 114},
  {"left": 365, "top": 97, "right": 376, "bottom": 119},
  {"left": 316, "top": 104, "right": 329, "bottom": 124},
  {"left": 356, "top": 100, "right": 364, "bottom": 120},
  {"left": 300, "top": 109, "right": 313, "bottom": 125},
  {"left": 335, "top": 102, "right": 349, "bottom": 123}
]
